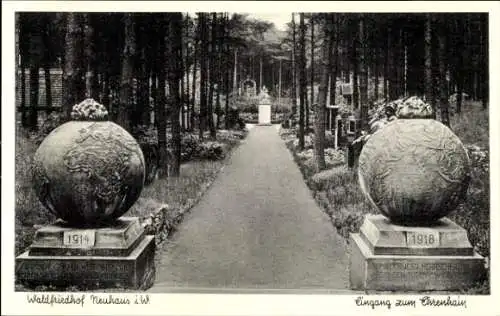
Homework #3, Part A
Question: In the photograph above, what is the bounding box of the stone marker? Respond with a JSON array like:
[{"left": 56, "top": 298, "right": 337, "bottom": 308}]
[
  {"left": 258, "top": 86, "right": 272, "bottom": 125},
  {"left": 16, "top": 99, "right": 155, "bottom": 290},
  {"left": 350, "top": 118, "right": 485, "bottom": 291}
]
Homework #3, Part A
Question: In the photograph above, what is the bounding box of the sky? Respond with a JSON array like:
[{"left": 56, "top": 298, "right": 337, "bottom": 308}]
[{"left": 246, "top": 13, "right": 291, "bottom": 31}]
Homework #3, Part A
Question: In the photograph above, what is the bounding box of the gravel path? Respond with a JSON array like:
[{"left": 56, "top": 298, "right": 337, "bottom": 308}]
[{"left": 149, "top": 125, "right": 349, "bottom": 291}]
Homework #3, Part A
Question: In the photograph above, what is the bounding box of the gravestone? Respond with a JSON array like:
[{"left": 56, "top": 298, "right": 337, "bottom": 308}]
[
  {"left": 16, "top": 99, "right": 155, "bottom": 290},
  {"left": 258, "top": 86, "right": 272, "bottom": 125},
  {"left": 350, "top": 119, "right": 485, "bottom": 291}
]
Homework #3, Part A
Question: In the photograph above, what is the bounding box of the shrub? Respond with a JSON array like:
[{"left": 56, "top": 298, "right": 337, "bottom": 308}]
[
  {"left": 180, "top": 133, "right": 201, "bottom": 162},
  {"left": 195, "top": 141, "right": 227, "bottom": 161},
  {"left": 15, "top": 133, "right": 55, "bottom": 254},
  {"left": 331, "top": 203, "right": 376, "bottom": 240}
]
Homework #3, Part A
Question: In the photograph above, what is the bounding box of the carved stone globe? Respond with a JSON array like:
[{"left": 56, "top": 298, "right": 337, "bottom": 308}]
[
  {"left": 32, "top": 99, "right": 145, "bottom": 226},
  {"left": 358, "top": 119, "right": 470, "bottom": 225}
]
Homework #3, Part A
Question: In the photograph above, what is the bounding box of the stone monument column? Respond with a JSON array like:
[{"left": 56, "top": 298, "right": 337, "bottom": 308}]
[
  {"left": 350, "top": 119, "right": 485, "bottom": 291},
  {"left": 16, "top": 99, "right": 156, "bottom": 290},
  {"left": 258, "top": 86, "right": 272, "bottom": 125}
]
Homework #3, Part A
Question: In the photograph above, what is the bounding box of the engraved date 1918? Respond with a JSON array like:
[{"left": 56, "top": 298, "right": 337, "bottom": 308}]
[{"left": 406, "top": 231, "right": 440, "bottom": 248}]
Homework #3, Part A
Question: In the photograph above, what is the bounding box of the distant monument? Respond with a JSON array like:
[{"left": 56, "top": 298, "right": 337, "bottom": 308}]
[
  {"left": 240, "top": 77, "right": 257, "bottom": 98},
  {"left": 258, "top": 86, "right": 272, "bottom": 125},
  {"left": 16, "top": 99, "right": 155, "bottom": 290},
  {"left": 350, "top": 119, "right": 485, "bottom": 291}
]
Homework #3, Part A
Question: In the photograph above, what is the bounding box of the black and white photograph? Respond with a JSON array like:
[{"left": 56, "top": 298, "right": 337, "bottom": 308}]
[{"left": 2, "top": 1, "right": 499, "bottom": 315}]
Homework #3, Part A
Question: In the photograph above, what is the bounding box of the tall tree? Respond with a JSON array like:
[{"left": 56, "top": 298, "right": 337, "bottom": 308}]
[
  {"left": 224, "top": 13, "right": 231, "bottom": 129},
  {"left": 437, "top": 16, "right": 450, "bottom": 126},
  {"left": 298, "top": 13, "right": 306, "bottom": 149},
  {"left": 19, "top": 14, "right": 28, "bottom": 127},
  {"left": 351, "top": 17, "right": 359, "bottom": 109},
  {"left": 41, "top": 14, "right": 53, "bottom": 112},
  {"left": 62, "top": 13, "right": 85, "bottom": 121},
  {"left": 454, "top": 15, "right": 465, "bottom": 114},
  {"left": 310, "top": 14, "right": 315, "bottom": 106},
  {"left": 291, "top": 13, "right": 297, "bottom": 115},
  {"left": 155, "top": 15, "right": 168, "bottom": 178},
  {"left": 208, "top": 13, "right": 217, "bottom": 139},
  {"left": 328, "top": 14, "right": 339, "bottom": 108},
  {"left": 117, "top": 13, "right": 136, "bottom": 131},
  {"left": 383, "top": 23, "right": 389, "bottom": 101},
  {"left": 314, "top": 13, "right": 334, "bottom": 172},
  {"left": 359, "top": 14, "right": 369, "bottom": 131},
  {"left": 424, "top": 13, "right": 434, "bottom": 113},
  {"left": 35, "top": 15, "right": 52, "bottom": 118},
  {"left": 83, "top": 13, "right": 99, "bottom": 100},
  {"left": 480, "top": 14, "right": 488, "bottom": 109},
  {"left": 167, "top": 13, "right": 183, "bottom": 177},
  {"left": 199, "top": 13, "right": 208, "bottom": 139},
  {"left": 191, "top": 15, "right": 198, "bottom": 131}
]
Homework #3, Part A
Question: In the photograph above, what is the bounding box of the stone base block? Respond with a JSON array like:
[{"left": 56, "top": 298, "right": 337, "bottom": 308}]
[
  {"left": 16, "top": 235, "right": 155, "bottom": 290},
  {"left": 350, "top": 233, "right": 485, "bottom": 291},
  {"left": 28, "top": 217, "right": 145, "bottom": 256}
]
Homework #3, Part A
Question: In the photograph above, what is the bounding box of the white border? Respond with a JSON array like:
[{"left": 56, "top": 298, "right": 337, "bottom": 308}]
[{"left": 2, "top": 2, "right": 499, "bottom": 315}]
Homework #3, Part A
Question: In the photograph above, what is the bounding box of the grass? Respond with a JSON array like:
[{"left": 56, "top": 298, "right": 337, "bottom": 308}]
[{"left": 280, "top": 102, "right": 490, "bottom": 294}]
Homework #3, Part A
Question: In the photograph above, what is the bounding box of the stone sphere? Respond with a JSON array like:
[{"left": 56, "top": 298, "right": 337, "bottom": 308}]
[
  {"left": 33, "top": 121, "right": 145, "bottom": 226},
  {"left": 358, "top": 119, "right": 470, "bottom": 225}
]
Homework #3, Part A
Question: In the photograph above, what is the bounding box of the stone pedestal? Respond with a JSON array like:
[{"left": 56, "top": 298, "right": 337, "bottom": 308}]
[
  {"left": 350, "top": 214, "right": 485, "bottom": 291},
  {"left": 258, "top": 104, "right": 271, "bottom": 125},
  {"left": 16, "top": 217, "right": 155, "bottom": 290}
]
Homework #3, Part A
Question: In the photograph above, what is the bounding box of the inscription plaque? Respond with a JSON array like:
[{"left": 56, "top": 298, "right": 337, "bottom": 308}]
[
  {"left": 406, "top": 231, "right": 440, "bottom": 248},
  {"left": 63, "top": 230, "right": 96, "bottom": 248}
]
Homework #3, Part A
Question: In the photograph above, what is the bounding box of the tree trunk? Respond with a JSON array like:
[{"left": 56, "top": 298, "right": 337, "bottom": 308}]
[
  {"left": 233, "top": 49, "right": 238, "bottom": 93},
  {"left": 18, "top": 13, "right": 28, "bottom": 126},
  {"left": 259, "top": 56, "right": 263, "bottom": 92},
  {"left": 208, "top": 13, "right": 217, "bottom": 139},
  {"left": 455, "top": 16, "right": 465, "bottom": 114},
  {"left": 117, "top": 13, "right": 136, "bottom": 131},
  {"left": 138, "top": 47, "right": 150, "bottom": 125},
  {"left": 167, "top": 13, "right": 183, "bottom": 177},
  {"left": 314, "top": 13, "right": 333, "bottom": 172},
  {"left": 329, "top": 14, "right": 338, "bottom": 107},
  {"left": 359, "top": 15, "right": 368, "bottom": 131},
  {"left": 83, "top": 13, "right": 99, "bottom": 100},
  {"left": 191, "top": 30, "right": 197, "bottom": 132},
  {"left": 199, "top": 13, "right": 208, "bottom": 140},
  {"left": 480, "top": 14, "right": 488, "bottom": 109},
  {"left": 310, "top": 14, "right": 315, "bottom": 106},
  {"left": 28, "top": 65, "right": 39, "bottom": 130},
  {"left": 224, "top": 14, "right": 230, "bottom": 129},
  {"left": 156, "top": 16, "right": 168, "bottom": 178},
  {"left": 278, "top": 59, "right": 282, "bottom": 106},
  {"left": 387, "top": 24, "right": 398, "bottom": 101},
  {"left": 298, "top": 13, "right": 306, "bottom": 150},
  {"left": 62, "top": 13, "right": 84, "bottom": 121},
  {"left": 215, "top": 13, "right": 222, "bottom": 129},
  {"left": 424, "top": 13, "right": 434, "bottom": 116},
  {"left": 438, "top": 17, "right": 450, "bottom": 127},
  {"left": 383, "top": 25, "right": 388, "bottom": 101},
  {"left": 291, "top": 13, "right": 297, "bottom": 115},
  {"left": 374, "top": 46, "right": 379, "bottom": 101},
  {"left": 352, "top": 20, "right": 359, "bottom": 109},
  {"left": 41, "top": 15, "right": 53, "bottom": 111},
  {"left": 180, "top": 20, "right": 186, "bottom": 132},
  {"left": 185, "top": 42, "right": 191, "bottom": 130}
]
